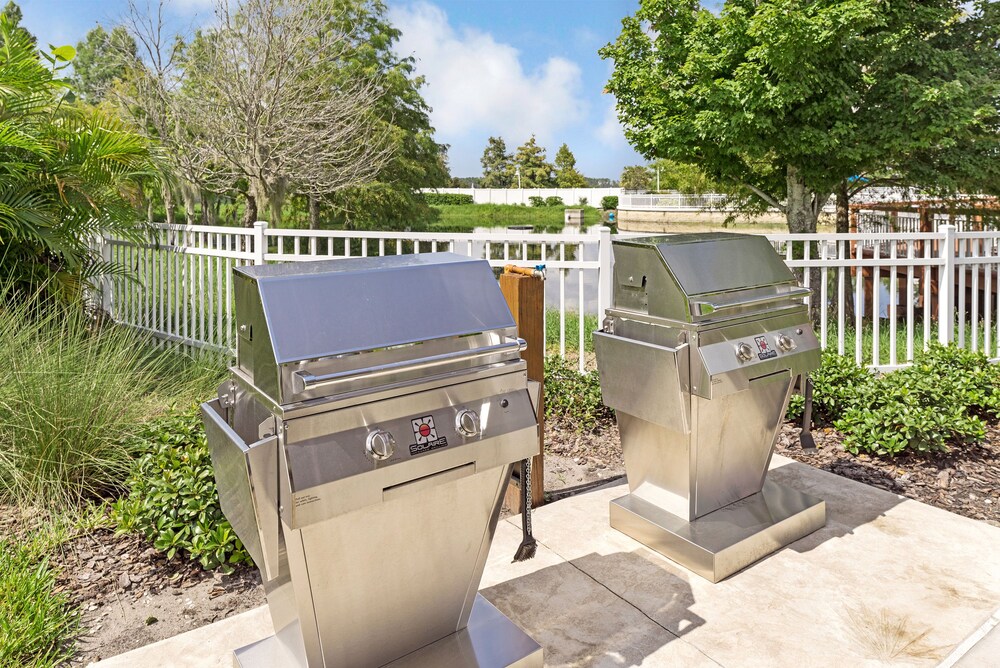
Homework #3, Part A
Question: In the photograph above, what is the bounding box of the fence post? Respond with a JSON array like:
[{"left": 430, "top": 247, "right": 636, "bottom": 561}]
[
  {"left": 100, "top": 232, "right": 113, "bottom": 316},
  {"left": 938, "top": 224, "right": 956, "bottom": 345},
  {"left": 253, "top": 220, "right": 268, "bottom": 265},
  {"left": 593, "top": 225, "right": 612, "bottom": 322}
]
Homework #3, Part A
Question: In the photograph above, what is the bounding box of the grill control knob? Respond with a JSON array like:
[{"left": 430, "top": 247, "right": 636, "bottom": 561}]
[
  {"left": 776, "top": 334, "right": 796, "bottom": 352},
  {"left": 736, "top": 342, "right": 754, "bottom": 362},
  {"left": 455, "top": 409, "right": 481, "bottom": 438},
  {"left": 365, "top": 429, "right": 395, "bottom": 461}
]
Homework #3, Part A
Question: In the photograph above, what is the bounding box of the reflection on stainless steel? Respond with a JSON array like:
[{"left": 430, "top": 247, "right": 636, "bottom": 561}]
[
  {"left": 202, "top": 253, "right": 542, "bottom": 667},
  {"left": 594, "top": 234, "right": 826, "bottom": 582}
]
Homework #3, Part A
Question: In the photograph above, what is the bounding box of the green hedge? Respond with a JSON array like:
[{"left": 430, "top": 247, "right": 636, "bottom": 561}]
[
  {"left": 600, "top": 196, "right": 618, "bottom": 210},
  {"left": 423, "top": 193, "right": 474, "bottom": 206},
  {"left": 789, "top": 345, "right": 1000, "bottom": 456}
]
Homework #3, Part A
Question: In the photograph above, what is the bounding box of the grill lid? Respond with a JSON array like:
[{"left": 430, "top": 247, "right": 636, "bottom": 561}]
[
  {"left": 234, "top": 253, "right": 520, "bottom": 405},
  {"left": 610, "top": 234, "right": 808, "bottom": 323}
]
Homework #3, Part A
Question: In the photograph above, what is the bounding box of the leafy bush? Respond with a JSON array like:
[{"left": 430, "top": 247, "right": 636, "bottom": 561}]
[
  {"left": 113, "top": 408, "right": 251, "bottom": 572},
  {"left": 578, "top": 197, "right": 588, "bottom": 206},
  {"left": 423, "top": 193, "right": 474, "bottom": 206},
  {"left": 792, "top": 345, "right": 999, "bottom": 456},
  {"left": 0, "top": 279, "right": 226, "bottom": 510},
  {"left": 0, "top": 539, "right": 78, "bottom": 667},
  {"left": 544, "top": 355, "right": 614, "bottom": 431},
  {"left": 528, "top": 196, "right": 545, "bottom": 207},
  {"left": 601, "top": 196, "right": 618, "bottom": 210},
  {"left": 544, "top": 196, "right": 564, "bottom": 206}
]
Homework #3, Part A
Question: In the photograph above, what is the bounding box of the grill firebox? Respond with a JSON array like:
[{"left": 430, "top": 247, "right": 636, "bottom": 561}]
[
  {"left": 202, "top": 253, "right": 543, "bottom": 667},
  {"left": 594, "top": 234, "right": 827, "bottom": 582}
]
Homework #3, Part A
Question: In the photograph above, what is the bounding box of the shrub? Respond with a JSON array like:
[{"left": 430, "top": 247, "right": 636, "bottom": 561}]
[
  {"left": 792, "top": 345, "right": 999, "bottom": 456},
  {"left": 543, "top": 355, "right": 614, "bottom": 432},
  {"left": 113, "top": 407, "right": 251, "bottom": 572},
  {"left": 528, "top": 196, "right": 545, "bottom": 207},
  {"left": 423, "top": 193, "right": 474, "bottom": 206},
  {"left": 0, "top": 539, "right": 78, "bottom": 667},
  {"left": 578, "top": 197, "right": 588, "bottom": 207},
  {"left": 544, "top": 196, "right": 564, "bottom": 207},
  {"left": 0, "top": 280, "right": 226, "bottom": 510},
  {"left": 601, "top": 196, "right": 619, "bottom": 210}
]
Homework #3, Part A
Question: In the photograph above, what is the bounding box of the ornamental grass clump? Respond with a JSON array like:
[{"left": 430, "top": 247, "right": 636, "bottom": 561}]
[
  {"left": 0, "top": 280, "right": 227, "bottom": 510},
  {"left": 0, "top": 538, "right": 79, "bottom": 667}
]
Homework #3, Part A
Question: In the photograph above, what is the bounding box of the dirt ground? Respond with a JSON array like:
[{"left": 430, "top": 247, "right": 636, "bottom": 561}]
[{"left": 21, "top": 416, "right": 995, "bottom": 664}]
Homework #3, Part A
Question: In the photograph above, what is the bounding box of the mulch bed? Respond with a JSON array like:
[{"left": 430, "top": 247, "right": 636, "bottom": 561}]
[{"left": 775, "top": 422, "right": 1000, "bottom": 526}]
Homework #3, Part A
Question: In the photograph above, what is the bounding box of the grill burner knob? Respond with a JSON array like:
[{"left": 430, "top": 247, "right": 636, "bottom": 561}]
[
  {"left": 456, "top": 409, "right": 481, "bottom": 437},
  {"left": 365, "top": 429, "right": 395, "bottom": 461},
  {"left": 777, "top": 334, "right": 796, "bottom": 352},
  {"left": 735, "top": 342, "right": 754, "bottom": 362}
]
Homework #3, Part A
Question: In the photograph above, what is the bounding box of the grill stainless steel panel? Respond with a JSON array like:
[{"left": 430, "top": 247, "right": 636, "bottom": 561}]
[
  {"left": 594, "top": 234, "right": 826, "bottom": 582},
  {"left": 203, "top": 253, "right": 542, "bottom": 667}
]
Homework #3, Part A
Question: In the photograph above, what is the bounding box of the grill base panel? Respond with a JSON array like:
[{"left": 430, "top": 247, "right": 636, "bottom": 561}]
[
  {"left": 232, "top": 595, "right": 543, "bottom": 668},
  {"left": 610, "top": 480, "right": 826, "bottom": 583}
]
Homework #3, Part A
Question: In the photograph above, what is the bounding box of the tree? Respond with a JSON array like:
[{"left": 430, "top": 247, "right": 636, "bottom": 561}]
[
  {"left": 0, "top": 1, "right": 33, "bottom": 47},
  {"left": 620, "top": 165, "right": 652, "bottom": 191},
  {"left": 601, "top": 0, "right": 1000, "bottom": 234},
  {"left": 513, "top": 135, "right": 553, "bottom": 188},
  {"left": 321, "top": 0, "right": 449, "bottom": 231},
  {"left": 119, "top": 0, "right": 393, "bottom": 227},
  {"left": 650, "top": 159, "right": 718, "bottom": 194},
  {"left": 480, "top": 136, "right": 513, "bottom": 188},
  {"left": 0, "top": 14, "right": 154, "bottom": 297},
  {"left": 554, "top": 144, "right": 586, "bottom": 187},
  {"left": 72, "top": 25, "right": 138, "bottom": 104}
]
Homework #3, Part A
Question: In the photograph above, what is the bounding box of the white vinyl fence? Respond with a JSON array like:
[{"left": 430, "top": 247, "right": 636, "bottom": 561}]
[
  {"left": 100, "top": 221, "right": 1000, "bottom": 372},
  {"left": 100, "top": 223, "right": 611, "bottom": 372}
]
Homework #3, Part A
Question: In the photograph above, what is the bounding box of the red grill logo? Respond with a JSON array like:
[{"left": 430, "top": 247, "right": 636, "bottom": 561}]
[{"left": 411, "top": 416, "right": 437, "bottom": 444}]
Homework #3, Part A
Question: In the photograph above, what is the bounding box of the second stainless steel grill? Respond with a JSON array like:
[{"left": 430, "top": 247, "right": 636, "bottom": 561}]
[
  {"left": 594, "top": 233, "right": 826, "bottom": 582},
  {"left": 202, "top": 253, "right": 542, "bottom": 667}
]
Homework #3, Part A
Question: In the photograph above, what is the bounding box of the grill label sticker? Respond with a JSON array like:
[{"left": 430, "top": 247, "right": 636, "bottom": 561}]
[
  {"left": 409, "top": 415, "right": 448, "bottom": 455},
  {"left": 754, "top": 335, "right": 777, "bottom": 360}
]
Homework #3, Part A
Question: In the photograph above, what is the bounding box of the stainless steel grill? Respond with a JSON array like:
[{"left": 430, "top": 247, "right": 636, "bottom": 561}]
[
  {"left": 202, "top": 253, "right": 543, "bottom": 667},
  {"left": 594, "top": 233, "right": 827, "bottom": 582}
]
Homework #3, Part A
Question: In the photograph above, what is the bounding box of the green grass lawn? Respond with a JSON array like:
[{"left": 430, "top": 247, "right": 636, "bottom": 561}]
[{"left": 428, "top": 204, "right": 605, "bottom": 233}]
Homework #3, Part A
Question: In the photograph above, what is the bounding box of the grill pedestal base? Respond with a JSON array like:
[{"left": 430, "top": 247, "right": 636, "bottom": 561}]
[
  {"left": 610, "top": 480, "right": 826, "bottom": 583},
  {"left": 232, "top": 594, "right": 542, "bottom": 668}
]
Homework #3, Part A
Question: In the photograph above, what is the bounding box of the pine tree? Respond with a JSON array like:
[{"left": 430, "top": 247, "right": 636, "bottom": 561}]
[
  {"left": 480, "top": 136, "right": 513, "bottom": 187},
  {"left": 513, "top": 135, "right": 553, "bottom": 188},
  {"left": 554, "top": 143, "right": 586, "bottom": 187}
]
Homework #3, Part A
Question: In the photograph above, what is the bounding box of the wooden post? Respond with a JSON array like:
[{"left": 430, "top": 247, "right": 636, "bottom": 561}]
[{"left": 500, "top": 272, "right": 545, "bottom": 511}]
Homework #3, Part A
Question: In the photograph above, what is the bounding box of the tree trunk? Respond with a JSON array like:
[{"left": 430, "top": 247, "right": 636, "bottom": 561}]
[
  {"left": 242, "top": 193, "right": 258, "bottom": 228},
  {"left": 309, "top": 196, "right": 320, "bottom": 230},
  {"left": 162, "top": 185, "right": 176, "bottom": 225},
  {"left": 181, "top": 184, "right": 197, "bottom": 225},
  {"left": 785, "top": 166, "right": 830, "bottom": 322},
  {"left": 837, "top": 180, "right": 857, "bottom": 323},
  {"left": 146, "top": 198, "right": 154, "bottom": 224}
]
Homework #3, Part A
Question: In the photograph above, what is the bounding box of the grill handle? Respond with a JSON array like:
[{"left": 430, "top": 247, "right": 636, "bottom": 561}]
[
  {"left": 292, "top": 338, "right": 527, "bottom": 395},
  {"left": 691, "top": 286, "right": 811, "bottom": 316}
]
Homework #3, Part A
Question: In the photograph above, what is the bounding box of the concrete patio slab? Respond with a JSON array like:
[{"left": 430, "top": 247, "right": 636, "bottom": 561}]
[{"left": 91, "top": 455, "right": 1000, "bottom": 667}]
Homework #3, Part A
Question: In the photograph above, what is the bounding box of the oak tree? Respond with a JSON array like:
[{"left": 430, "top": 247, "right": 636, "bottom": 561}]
[{"left": 601, "top": 0, "right": 1000, "bottom": 233}]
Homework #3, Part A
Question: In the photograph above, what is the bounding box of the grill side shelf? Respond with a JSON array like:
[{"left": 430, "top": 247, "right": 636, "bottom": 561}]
[{"left": 593, "top": 331, "right": 691, "bottom": 434}]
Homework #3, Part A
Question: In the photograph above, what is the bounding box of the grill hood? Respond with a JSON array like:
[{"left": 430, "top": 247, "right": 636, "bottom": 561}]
[
  {"left": 234, "top": 253, "right": 521, "bottom": 406},
  {"left": 610, "top": 234, "right": 810, "bottom": 323}
]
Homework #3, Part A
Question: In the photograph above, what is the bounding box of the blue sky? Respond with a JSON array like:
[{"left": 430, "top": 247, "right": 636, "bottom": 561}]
[{"left": 18, "top": 0, "right": 650, "bottom": 178}]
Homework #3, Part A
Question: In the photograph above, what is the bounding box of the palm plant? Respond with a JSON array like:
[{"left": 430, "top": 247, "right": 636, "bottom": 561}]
[{"left": 0, "top": 13, "right": 155, "bottom": 300}]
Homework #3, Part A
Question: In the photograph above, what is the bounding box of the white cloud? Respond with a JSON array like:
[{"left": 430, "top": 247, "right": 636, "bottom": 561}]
[
  {"left": 597, "top": 101, "right": 628, "bottom": 149},
  {"left": 389, "top": 2, "right": 587, "bottom": 154}
]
